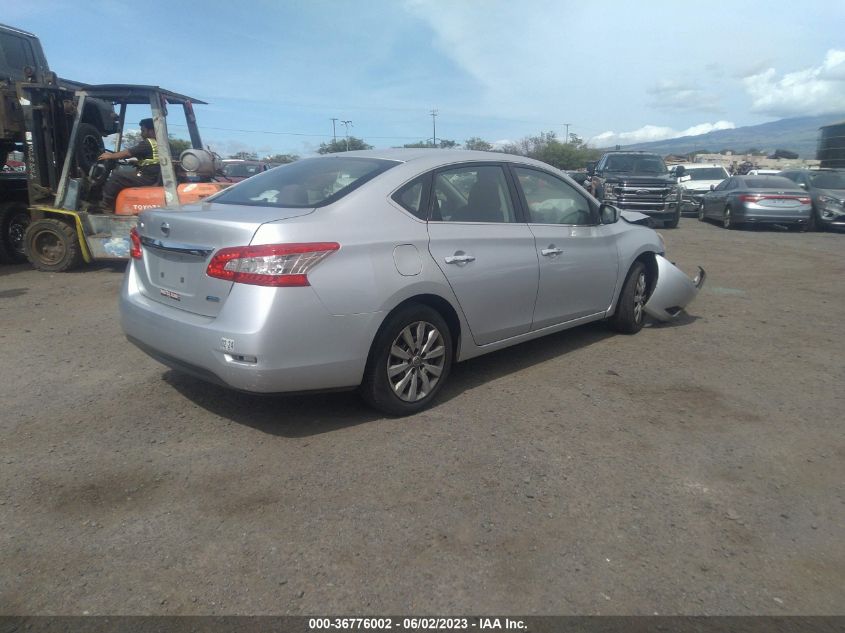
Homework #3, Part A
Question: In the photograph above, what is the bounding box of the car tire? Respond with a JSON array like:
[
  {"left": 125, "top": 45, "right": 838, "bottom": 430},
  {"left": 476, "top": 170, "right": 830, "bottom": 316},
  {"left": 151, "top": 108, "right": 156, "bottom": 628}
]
[
  {"left": 723, "top": 207, "right": 736, "bottom": 230},
  {"left": 807, "top": 208, "right": 824, "bottom": 232},
  {"left": 0, "top": 201, "right": 30, "bottom": 264},
  {"left": 664, "top": 208, "right": 680, "bottom": 229},
  {"left": 609, "top": 261, "right": 648, "bottom": 335},
  {"left": 360, "top": 304, "right": 453, "bottom": 416},
  {"left": 697, "top": 203, "right": 706, "bottom": 222},
  {"left": 25, "top": 218, "right": 83, "bottom": 272}
]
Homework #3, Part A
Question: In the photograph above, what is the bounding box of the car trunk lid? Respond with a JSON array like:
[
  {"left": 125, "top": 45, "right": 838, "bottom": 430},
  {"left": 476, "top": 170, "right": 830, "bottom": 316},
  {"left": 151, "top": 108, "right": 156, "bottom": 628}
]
[{"left": 135, "top": 203, "right": 314, "bottom": 317}]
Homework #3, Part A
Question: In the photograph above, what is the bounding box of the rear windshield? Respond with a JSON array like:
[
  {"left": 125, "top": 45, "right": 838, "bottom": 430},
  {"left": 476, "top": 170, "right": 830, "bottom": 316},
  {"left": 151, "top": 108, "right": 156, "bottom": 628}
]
[
  {"left": 809, "top": 171, "right": 845, "bottom": 189},
  {"left": 222, "top": 163, "right": 265, "bottom": 178},
  {"left": 687, "top": 168, "right": 727, "bottom": 180},
  {"left": 741, "top": 176, "right": 798, "bottom": 189},
  {"left": 211, "top": 157, "right": 398, "bottom": 208}
]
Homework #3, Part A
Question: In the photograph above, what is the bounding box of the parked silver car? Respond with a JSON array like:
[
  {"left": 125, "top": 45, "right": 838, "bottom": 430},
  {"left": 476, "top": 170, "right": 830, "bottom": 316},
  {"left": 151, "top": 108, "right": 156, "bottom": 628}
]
[
  {"left": 120, "top": 150, "right": 704, "bottom": 415},
  {"left": 698, "top": 175, "right": 812, "bottom": 230}
]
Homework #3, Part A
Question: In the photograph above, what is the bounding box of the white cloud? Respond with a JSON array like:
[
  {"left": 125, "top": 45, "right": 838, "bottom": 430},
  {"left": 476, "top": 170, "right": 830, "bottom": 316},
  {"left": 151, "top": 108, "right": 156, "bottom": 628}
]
[
  {"left": 591, "top": 121, "right": 735, "bottom": 147},
  {"left": 744, "top": 49, "right": 845, "bottom": 117},
  {"left": 647, "top": 81, "right": 721, "bottom": 112}
]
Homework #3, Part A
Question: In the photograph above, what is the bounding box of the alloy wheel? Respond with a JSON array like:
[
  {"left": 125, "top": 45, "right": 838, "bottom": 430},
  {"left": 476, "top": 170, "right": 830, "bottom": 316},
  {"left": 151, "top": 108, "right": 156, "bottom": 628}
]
[
  {"left": 386, "top": 320, "right": 447, "bottom": 403},
  {"left": 633, "top": 272, "right": 647, "bottom": 324}
]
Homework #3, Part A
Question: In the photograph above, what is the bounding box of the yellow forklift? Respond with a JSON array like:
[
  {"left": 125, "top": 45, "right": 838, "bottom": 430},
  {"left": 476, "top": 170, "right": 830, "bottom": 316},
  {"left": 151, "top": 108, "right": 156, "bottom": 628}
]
[{"left": 18, "top": 83, "right": 227, "bottom": 271}]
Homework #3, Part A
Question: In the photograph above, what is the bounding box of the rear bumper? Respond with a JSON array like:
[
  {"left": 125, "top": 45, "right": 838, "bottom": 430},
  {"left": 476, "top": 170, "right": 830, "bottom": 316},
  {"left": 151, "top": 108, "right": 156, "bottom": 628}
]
[
  {"left": 733, "top": 207, "right": 810, "bottom": 224},
  {"left": 119, "top": 261, "right": 381, "bottom": 393}
]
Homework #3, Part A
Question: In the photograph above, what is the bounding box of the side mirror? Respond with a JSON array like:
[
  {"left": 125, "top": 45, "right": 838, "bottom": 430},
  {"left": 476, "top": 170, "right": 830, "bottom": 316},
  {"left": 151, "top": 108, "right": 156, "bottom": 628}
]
[
  {"left": 586, "top": 161, "right": 596, "bottom": 176},
  {"left": 675, "top": 165, "right": 686, "bottom": 177},
  {"left": 599, "top": 203, "right": 619, "bottom": 225},
  {"left": 710, "top": 184, "right": 716, "bottom": 191}
]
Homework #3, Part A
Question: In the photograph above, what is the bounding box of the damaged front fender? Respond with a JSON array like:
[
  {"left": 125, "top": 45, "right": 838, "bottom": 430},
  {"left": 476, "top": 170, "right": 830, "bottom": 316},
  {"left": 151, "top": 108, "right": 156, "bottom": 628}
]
[{"left": 644, "top": 254, "right": 706, "bottom": 322}]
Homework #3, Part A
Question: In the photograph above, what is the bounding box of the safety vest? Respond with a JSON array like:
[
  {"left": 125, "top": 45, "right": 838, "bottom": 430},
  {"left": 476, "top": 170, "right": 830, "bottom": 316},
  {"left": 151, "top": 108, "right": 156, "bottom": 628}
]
[{"left": 137, "top": 138, "right": 160, "bottom": 168}]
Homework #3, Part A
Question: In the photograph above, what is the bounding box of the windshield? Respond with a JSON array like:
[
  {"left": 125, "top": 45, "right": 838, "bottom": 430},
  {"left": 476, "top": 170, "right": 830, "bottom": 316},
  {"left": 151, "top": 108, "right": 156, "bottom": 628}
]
[
  {"left": 605, "top": 155, "right": 667, "bottom": 174},
  {"left": 687, "top": 168, "right": 727, "bottom": 180},
  {"left": 809, "top": 171, "right": 845, "bottom": 189},
  {"left": 211, "top": 156, "right": 399, "bottom": 208}
]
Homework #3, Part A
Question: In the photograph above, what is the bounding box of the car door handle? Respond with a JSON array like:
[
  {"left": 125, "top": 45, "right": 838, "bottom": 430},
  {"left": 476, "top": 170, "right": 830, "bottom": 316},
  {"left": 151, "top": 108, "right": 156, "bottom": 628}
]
[
  {"left": 444, "top": 254, "right": 476, "bottom": 264},
  {"left": 540, "top": 247, "right": 564, "bottom": 257}
]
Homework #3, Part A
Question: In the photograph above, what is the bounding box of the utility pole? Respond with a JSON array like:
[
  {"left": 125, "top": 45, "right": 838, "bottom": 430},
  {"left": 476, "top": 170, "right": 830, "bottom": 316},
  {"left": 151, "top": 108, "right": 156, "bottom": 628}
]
[
  {"left": 430, "top": 109, "right": 438, "bottom": 147},
  {"left": 341, "top": 120, "right": 353, "bottom": 151},
  {"left": 564, "top": 123, "right": 571, "bottom": 144},
  {"left": 331, "top": 118, "right": 338, "bottom": 143}
]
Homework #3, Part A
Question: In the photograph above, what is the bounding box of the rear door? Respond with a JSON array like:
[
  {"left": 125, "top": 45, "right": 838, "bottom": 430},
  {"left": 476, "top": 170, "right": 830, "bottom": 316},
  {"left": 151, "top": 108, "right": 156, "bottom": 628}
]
[
  {"left": 426, "top": 163, "right": 539, "bottom": 346},
  {"left": 511, "top": 166, "right": 618, "bottom": 327}
]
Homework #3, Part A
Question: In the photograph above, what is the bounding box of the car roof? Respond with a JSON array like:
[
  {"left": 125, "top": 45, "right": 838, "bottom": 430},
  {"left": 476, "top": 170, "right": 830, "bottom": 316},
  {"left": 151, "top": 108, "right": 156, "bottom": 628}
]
[
  {"left": 315, "top": 148, "right": 564, "bottom": 172},
  {"left": 675, "top": 163, "right": 725, "bottom": 169}
]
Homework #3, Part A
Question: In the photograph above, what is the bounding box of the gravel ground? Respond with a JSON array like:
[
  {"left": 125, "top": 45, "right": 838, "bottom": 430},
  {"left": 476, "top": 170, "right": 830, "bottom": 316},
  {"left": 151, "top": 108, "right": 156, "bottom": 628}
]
[{"left": 0, "top": 217, "right": 843, "bottom": 615}]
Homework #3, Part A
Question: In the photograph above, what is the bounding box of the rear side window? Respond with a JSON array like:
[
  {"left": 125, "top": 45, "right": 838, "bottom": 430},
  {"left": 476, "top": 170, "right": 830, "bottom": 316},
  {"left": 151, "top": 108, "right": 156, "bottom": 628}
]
[
  {"left": 211, "top": 156, "right": 398, "bottom": 208},
  {"left": 431, "top": 165, "right": 516, "bottom": 223},
  {"left": 392, "top": 174, "right": 431, "bottom": 220}
]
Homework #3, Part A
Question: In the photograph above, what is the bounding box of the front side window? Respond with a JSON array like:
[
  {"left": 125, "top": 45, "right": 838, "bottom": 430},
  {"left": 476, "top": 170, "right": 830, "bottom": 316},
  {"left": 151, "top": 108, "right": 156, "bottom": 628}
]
[
  {"left": 211, "top": 157, "right": 398, "bottom": 208},
  {"left": 514, "top": 167, "right": 594, "bottom": 225},
  {"left": 431, "top": 165, "right": 516, "bottom": 223},
  {"left": 714, "top": 179, "right": 729, "bottom": 191}
]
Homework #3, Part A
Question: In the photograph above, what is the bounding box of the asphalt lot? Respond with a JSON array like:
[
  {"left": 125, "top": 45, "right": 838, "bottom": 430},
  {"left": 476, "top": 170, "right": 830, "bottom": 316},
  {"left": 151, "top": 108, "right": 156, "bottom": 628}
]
[{"left": 0, "top": 217, "right": 843, "bottom": 615}]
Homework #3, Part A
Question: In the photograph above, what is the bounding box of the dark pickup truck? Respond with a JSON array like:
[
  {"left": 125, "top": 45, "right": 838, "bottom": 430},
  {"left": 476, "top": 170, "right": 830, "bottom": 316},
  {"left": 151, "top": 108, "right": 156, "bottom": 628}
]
[
  {"left": 1, "top": 23, "right": 118, "bottom": 170},
  {"left": 0, "top": 170, "right": 28, "bottom": 262},
  {"left": 587, "top": 151, "right": 682, "bottom": 227}
]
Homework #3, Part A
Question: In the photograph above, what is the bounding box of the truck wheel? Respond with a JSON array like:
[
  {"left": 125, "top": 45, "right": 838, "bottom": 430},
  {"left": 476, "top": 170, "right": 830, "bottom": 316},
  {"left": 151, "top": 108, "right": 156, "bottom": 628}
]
[
  {"left": 25, "top": 218, "right": 83, "bottom": 272},
  {"left": 75, "top": 122, "right": 105, "bottom": 173},
  {"left": 609, "top": 261, "right": 648, "bottom": 334},
  {"left": 664, "top": 208, "right": 680, "bottom": 228},
  {"left": 0, "top": 202, "right": 30, "bottom": 264}
]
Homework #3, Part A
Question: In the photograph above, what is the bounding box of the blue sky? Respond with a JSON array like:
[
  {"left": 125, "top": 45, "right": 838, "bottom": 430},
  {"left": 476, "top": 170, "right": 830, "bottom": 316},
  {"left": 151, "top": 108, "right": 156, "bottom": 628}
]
[{"left": 7, "top": 0, "right": 845, "bottom": 157}]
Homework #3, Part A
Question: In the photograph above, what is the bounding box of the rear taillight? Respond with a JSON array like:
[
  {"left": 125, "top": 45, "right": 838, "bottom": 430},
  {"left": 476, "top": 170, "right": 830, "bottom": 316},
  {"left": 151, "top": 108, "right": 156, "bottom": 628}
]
[
  {"left": 206, "top": 242, "right": 340, "bottom": 287},
  {"left": 129, "top": 227, "right": 142, "bottom": 259},
  {"left": 798, "top": 196, "right": 811, "bottom": 204},
  {"left": 739, "top": 194, "right": 763, "bottom": 203}
]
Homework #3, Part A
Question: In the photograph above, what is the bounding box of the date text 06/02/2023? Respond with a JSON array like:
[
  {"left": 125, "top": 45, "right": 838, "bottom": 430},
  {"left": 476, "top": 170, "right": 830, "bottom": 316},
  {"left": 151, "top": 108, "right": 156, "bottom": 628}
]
[{"left": 307, "top": 617, "right": 527, "bottom": 630}]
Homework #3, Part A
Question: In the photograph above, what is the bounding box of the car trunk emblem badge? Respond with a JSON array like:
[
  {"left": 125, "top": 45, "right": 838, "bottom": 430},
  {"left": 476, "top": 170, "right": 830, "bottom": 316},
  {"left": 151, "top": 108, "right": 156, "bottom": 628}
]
[{"left": 161, "top": 222, "right": 170, "bottom": 236}]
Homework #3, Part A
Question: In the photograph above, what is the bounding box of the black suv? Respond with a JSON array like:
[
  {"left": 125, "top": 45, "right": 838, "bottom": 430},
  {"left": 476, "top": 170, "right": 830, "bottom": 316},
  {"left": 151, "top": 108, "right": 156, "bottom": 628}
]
[
  {"left": 587, "top": 151, "right": 682, "bottom": 227},
  {"left": 778, "top": 168, "right": 845, "bottom": 231}
]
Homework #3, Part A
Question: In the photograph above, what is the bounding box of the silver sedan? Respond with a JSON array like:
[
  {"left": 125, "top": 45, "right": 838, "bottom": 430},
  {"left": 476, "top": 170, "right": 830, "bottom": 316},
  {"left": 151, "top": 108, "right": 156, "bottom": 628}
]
[
  {"left": 698, "top": 175, "right": 812, "bottom": 230},
  {"left": 120, "top": 149, "right": 704, "bottom": 415}
]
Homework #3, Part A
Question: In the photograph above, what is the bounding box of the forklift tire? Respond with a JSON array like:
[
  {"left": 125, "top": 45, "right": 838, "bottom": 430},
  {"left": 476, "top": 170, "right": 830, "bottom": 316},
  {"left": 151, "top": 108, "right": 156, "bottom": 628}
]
[
  {"left": 0, "top": 201, "right": 30, "bottom": 264},
  {"left": 75, "top": 122, "right": 105, "bottom": 174},
  {"left": 25, "top": 218, "right": 83, "bottom": 272}
]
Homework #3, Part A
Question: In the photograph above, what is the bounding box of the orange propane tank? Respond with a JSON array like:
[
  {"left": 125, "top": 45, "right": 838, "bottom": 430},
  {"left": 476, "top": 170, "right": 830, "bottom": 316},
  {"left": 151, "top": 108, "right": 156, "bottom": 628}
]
[{"left": 114, "top": 183, "right": 231, "bottom": 215}]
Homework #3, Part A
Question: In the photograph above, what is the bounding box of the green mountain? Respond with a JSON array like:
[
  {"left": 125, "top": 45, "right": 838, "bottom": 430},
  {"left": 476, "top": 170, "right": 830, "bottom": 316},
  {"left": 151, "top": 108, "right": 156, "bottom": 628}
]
[{"left": 613, "top": 114, "right": 845, "bottom": 158}]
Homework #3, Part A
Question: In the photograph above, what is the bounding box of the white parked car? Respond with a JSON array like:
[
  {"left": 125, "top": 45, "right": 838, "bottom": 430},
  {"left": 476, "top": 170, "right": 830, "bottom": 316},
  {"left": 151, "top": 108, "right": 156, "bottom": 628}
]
[{"left": 671, "top": 163, "right": 730, "bottom": 215}]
